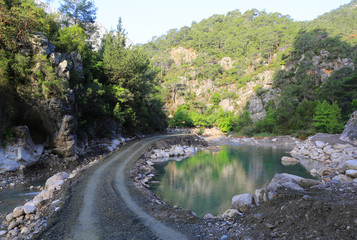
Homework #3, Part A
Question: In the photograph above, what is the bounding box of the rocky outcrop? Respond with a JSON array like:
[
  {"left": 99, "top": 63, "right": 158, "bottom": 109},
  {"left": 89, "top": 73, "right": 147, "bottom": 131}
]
[
  {"left": 0, "top": 126, "right": 44, "bottom": 173},
  {"left": 52, "top": 115, "right": 77, "bottom": 157},
  {"left": 339, "top": 111, "right": 357, "bottom": 145},
  {"left": 170, "top": 47, "right": 197, "bottom": 65},
  {"left": 310, "top": 50, "right": 354, "bottom": 83},
  {"left": 290, "top": 113, "right": 357, "bottom": 183},
  {"left": 247, "top": 88, "right": 280, "bottom": 122},
  {"left": 219, "top": 57, "right": 234, "bottom": 70}
]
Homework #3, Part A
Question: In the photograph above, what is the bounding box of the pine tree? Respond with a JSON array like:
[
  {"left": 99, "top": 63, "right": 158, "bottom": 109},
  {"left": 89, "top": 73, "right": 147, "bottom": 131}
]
[
  {"left": 59, "top": 0, "right": 97, "bottom": 33},
  {"left": 313, "top": 100, "right": 344, "bottom": 134}
]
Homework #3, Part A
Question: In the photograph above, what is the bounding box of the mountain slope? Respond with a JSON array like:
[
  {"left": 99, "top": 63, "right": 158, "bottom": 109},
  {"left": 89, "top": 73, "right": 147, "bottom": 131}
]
[{"left": 143, "top": 1, "right": 357, "bottom": 136}]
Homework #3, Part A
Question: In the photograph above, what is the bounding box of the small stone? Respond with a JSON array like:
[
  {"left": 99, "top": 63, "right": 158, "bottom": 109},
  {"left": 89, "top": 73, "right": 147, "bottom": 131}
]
[
  {"left": 7, "top": 220, "right": 18, "bottom": 230},
  {"left": 220, "top": 235, "right": 229, "bottom": 240},
  {"left": 24, "top": 205, "right": 37, "bottom": 214},
  {"left": 315, "top": 141, "right": 326, "bottom": 148},
  {"left": 12, "top": 206, "right": 25, "bottom": 218},
  {"left": 203, "top": 213, "right": 215, "bottom": 219},
  {"left": 346, "top": 169, "right": 357, "bottom": 178},
  {"left": 16, "top": 215, "right": 24, "bottom": 223},
  {"left": 265, "top": 223, "right": 276, "bottom": 229},
  {"left": 281, "top": 156, "right": 299, "bottom": 166},
  {"left": 8, "top": 229, "right": 19, "bottom": 236},
  {"left": 21, "top": 226, "right": 30, "bottom": 234},
  {"left": 0, "top": 230, "right": 6, "bottom": 236},
  {"left": 222, "top": 209, "right": 240, "bottom": 220},
  {"left": 6, "top": 213, "right": 13, "bottom": 222}
]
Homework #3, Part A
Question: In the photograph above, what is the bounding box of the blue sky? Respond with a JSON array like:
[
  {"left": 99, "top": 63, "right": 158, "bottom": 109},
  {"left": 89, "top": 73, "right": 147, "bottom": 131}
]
[{"left": 51, "top": 0, "right": 352, "bottom": 44}]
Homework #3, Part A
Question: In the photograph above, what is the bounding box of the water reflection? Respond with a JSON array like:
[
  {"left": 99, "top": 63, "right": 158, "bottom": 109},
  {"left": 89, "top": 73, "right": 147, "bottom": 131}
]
[{"left": 152, "top": 145, "right": 312, "bottom": 216}]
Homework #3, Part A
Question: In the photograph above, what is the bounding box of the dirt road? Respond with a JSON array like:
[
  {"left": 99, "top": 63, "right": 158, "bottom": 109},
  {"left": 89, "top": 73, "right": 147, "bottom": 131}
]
[{"left": 36, "top": 136, "right": 188, "bottom": 240}]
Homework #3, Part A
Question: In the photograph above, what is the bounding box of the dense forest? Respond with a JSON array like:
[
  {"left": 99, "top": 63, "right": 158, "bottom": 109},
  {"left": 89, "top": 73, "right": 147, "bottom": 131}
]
[
  {"left": 0, "top": 0, "right": 166, "bottom": 145},
  {"left": 143, "top": 1, "right": 357, "bottom": 137},
  {"left": 1, "top": 0, "right": 357, "bottom": 145}
]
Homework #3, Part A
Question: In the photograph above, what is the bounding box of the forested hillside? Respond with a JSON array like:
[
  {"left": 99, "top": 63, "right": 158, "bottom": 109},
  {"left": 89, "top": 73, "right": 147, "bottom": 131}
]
[
  {"left": 143, "top": 1, "right": 357, "bottom": 137},
  {"left": 1, "top": 0, "right": 357, "bottom": 148},
  {"left": 0, "top": 0, "right": 166, "bottom": 148}
]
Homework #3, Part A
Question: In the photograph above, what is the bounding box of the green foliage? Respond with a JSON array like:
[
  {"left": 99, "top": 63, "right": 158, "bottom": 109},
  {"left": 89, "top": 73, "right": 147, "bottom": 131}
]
[
  {"left": 313, "top": 100, "right": 344, "bottom": 134},
  {"left": 0, "top": 0, "right": 43, "bottom": 50},
  {"left": 102, "top": 19, "right": 166, "bottom": 132},
  {"left": 255, "top": 106, "right": 276, "bottom": 133},
  {"left": 210, "top": 92, "right": 221, "bottom": 106},
  {"left": 59, "top": 0, "right": 97, "bottom": 33},
  {"left": 33, "top": 54, "right": 68, "bottom": 98},
  {"left": 232, "top": 110, "right": 252, "bottom": 132},
  {"left": 58, "top": 25, "right": 87, "bottom": 53},
  {"left": 352, "top": 99, "right": 357, "bottom": 110},
  {"left": 169, "top": 105, "right": 193, "bottom": 127}
]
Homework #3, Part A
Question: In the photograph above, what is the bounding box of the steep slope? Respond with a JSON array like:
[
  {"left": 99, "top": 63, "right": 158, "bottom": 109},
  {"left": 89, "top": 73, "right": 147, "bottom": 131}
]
[{"left": 143, "top": 2, "right": 357, "bottom": 136}]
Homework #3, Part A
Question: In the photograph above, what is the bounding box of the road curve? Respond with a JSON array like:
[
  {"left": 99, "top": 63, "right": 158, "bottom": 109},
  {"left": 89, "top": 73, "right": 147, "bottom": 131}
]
[{"left": 37, "top": 136, "right": 188, "bottom": 240}]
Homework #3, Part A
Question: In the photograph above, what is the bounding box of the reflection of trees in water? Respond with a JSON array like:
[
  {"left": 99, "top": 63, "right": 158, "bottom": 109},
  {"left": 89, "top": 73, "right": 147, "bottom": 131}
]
[{"left": 154, "top": 145, "right": 311, "bottom": 216}]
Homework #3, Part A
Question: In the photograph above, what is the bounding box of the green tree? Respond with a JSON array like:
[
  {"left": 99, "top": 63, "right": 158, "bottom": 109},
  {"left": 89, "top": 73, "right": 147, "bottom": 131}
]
[
  {"left": 313, "top": 100, "right": 343, "bottom": 134},
  {"left": 59, "top": 0, "right": 97, "bottom": 33},
  {"left": 58, "top": 25, "right": 87, "bottom": 53},
  {"left": 0, "top": 0, "right": 42, "bottom": 50},
  {"left": 103, "top": 19, "right": 164, "bottom": 131}
]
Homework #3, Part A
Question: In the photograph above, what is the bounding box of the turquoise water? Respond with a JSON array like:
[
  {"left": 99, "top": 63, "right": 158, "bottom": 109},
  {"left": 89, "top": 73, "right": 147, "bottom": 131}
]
[
  {"left": 0, "top": 179, "right": 45, "bottom": 215},
  {"left": 151, "top": 145, "right": 312, "bottom": 217}
]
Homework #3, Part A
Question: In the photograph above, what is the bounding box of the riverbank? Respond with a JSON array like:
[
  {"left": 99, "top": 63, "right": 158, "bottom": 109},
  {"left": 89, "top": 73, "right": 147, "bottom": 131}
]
[
  {"left": 1, "top": 132, "right": 357, "bottom": 239},
  {"left": 0, "top": 136, "right": 136, "bottom": 239},
  {"left": 129, "top": 131, "right": 357, "bottom": 239}
]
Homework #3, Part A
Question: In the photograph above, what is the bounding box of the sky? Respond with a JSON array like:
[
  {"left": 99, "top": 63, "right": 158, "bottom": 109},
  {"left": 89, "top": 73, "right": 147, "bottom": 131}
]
[{"left": 51, "top": 0, "right": 352, "bottom": 44}]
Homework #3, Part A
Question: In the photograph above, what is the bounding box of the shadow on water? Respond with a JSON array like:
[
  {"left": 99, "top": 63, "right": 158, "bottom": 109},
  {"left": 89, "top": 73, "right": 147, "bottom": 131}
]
[{"left": 151, "top": 144, "right": 313, "bottom": 216}]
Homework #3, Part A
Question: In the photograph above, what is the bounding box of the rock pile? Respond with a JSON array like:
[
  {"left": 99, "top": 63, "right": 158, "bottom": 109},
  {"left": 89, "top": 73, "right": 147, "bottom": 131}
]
[
  {"left": 216, "top": 173, "right": 320, "bottom": 221},
  {"left": 290, "top": 134, "right": 357, "bottom": 182},
  {"left": 148, "top": 145, "right": 198, "bottom": 162},
  {"left": 0, "top": 172, "right": 70, "bottom": 239}
]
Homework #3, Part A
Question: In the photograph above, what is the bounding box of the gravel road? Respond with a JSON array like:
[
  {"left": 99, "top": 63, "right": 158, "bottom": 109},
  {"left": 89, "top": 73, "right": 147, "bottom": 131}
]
[{"left": 35, "top": 136, "right": 189, "bottom": 240}]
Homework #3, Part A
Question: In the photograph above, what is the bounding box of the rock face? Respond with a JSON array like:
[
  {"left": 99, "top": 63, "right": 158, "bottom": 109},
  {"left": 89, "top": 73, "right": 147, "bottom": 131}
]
[
  {"left": 340, "top": 111, "right": 357, "bottom": 146},
  {"left": 170, "top": 47, "right": 197, "bottom": 65},
  {"left": 0, "top": 126, "right": 44, "bottom": 172},
  {"left": 53, "top": 115, "right": 77, "bottom": 157}
]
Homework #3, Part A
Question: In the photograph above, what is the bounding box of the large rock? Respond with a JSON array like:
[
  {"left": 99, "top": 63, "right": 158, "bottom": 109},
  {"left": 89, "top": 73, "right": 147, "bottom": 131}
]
[
  {"left": 53, "top": 115, "right": 77, "bottom": 157},
  {"left": 0, "top": 126, "right": 44, "bottom": 172},
  {"left": 281, "top": 156, "right": 299, "bottom": 166},
  {"left": 230, "top": 193, "right": 255, "bottom": 213},
  {"left": 45, "top": 172, "right": 69, "bottom": 190},
  {"left": 340, "top": 111, "right": 357, "bottom": 146},
  {"left": 267, "top": 174, "right": 304, "bottom": 193},
  {"left": 339, "top": 160, "right": 357, "bottom": 171}
]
